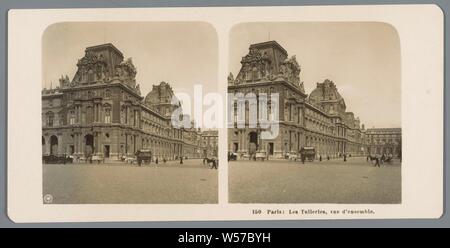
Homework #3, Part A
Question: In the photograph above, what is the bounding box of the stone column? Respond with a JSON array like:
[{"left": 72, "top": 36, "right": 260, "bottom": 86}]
[
  {"left": 94, "top": 104, "right": 97, "bottom": 122},
  {"left": 74, "top": 134, "right": 79, "bottom": 154},
  {"left": 43, "top": 136, "right": 49, "bottom": 155},
  {"left": 125, "top": 134, "right": 128, "bottom": 155},
  {"left": 76, "top": 106, "right": 80, "bottom": 124}
]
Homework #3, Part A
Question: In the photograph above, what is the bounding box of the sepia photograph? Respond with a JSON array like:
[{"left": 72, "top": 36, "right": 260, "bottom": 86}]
[
  {"left": 227, "top": 22, "right": 402, "bottom": 204},
  {"left": 41, "top": 22, "right": 219, "bottom": 204},
  {"left": 6, "top": 5, "right": 443, "bottom": 222}
]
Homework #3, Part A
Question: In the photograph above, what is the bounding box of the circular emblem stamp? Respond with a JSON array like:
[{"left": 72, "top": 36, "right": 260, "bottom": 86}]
[{"left": 43, "top": 194, "right": 53, "bottom": 204}]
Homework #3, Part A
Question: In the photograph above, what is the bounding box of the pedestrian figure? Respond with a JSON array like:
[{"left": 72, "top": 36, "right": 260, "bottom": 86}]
[
  {"left": 180, "top": 157, "right": 183, "bottom": 164},
  {"left": 301, "top": 154, "right": 305, "bottom": 164},
  {"left": 212, "top": 159, "right": 218, "bottom": 169},
  {"left": 155, "top": 158, "right": 159, "bottom": 164},
  {"left": 327, "top": 155, "right": 330, "bottom": 161},
  {"left": 319, "top": 155, "right": 322, "bottom": 162},
  {"left": 163, "top": 157, "right": 166, "bottom": 163},
  {"left": 343, "top": 153, "right": 347, "bottom": 162},
  {"left": 375, "top": 157, "right": 380, "bottom": 167}
]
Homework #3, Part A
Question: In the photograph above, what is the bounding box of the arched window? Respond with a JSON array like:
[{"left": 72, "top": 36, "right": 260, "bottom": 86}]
[
  {"left": 46, "top": 112, "right": 54, "bottom": 127},
  {"left": 252, "top": 66, "right": 259, "bottom": 80}
]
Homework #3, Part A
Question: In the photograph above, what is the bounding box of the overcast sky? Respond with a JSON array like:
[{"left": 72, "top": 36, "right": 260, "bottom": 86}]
[
  {"left": 42, "top": 22, "right": 218, "bottom": 117},
  {"left": 230, "top": 22, "right": 401, "bottom": 128}
]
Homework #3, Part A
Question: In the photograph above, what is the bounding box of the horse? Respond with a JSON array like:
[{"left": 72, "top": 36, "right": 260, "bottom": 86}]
[
  {"left": 367, "top": 155, "right": 376, "bottom": 161},
  {"left": 203, "top": 157, "right": 218, "bottom": 169},
  {"left": 367, "top": 155, "right": 378, "bottom": 163},
  {"left": 367, "top": 155, "right": 383, "bottom": 167}
]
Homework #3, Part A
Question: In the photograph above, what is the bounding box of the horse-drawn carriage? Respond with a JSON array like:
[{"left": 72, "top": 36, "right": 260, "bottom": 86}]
[
  {"left": 367, "top": 154, "right": 394, "bottom": 165},
  {"left": 299, "top": 147, "right": 316, "bottom": 162},
  {"left": 135, "top": 149, "right": 152, "bottom": 166}
]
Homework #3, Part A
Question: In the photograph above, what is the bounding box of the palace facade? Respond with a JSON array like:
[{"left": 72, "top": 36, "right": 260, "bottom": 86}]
[
  {"left": 365, "top": 128, "right": 402, "bottom": 157},
  {"left": 42, "top": 43, "right": 216, "bottom": 161},
  {"left": 228, "top": 41, "right": 401, "bottom": 159}
]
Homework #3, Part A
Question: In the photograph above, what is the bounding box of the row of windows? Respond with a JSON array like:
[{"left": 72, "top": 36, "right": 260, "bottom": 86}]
[
  {"left": 45, "top": 107, "right": 112, "bottom": 127},
  {"left": 141, "top": 121, "right": 182, "bottom": 139},
  {"left": 141, "top": 110, "right": 166, "bottom": 126},
  {"left": 305, "top": 108, "right": 330, "bottom": 123},
  {"left": 305, "top": 119, "right": 334, "bottom": 135},
  {"left": 370, "top": 138, "right": 401, "bottom": 144}
]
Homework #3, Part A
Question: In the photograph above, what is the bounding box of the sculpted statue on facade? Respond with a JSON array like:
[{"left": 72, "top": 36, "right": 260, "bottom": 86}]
[
  {"left": 228, "top": 72, "right": 234, "bottom": 85},
  {"left": 59, "top": 75, "right": 70, "bottom": 88},
  {"left": 278, "top": 55, "right": 301, "bottom": 87},
  {"left": 261, "top": 51, "right": 272, "bottom": 79},
  {"left": 114, "top": 58, "right": 137, "bottom": 85},
  {"left": 136, "top": 84, "right": 141, "bottom": 95},
  {"left": 299, "top": 81, "right": 305, "bottom": 93},
  {"left": 75, "top": 51, "right": 109, "bottom": 85},
  {"left": 96, "top": 63, "right": 105, "bottom": 81}
]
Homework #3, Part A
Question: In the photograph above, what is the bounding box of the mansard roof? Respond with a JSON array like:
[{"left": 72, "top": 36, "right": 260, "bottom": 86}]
[{"left": 308, "top": 79, "right": 345, "bottom": 106}]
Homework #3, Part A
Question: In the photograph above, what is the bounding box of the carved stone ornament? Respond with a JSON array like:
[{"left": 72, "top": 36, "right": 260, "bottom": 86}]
[
  {"left": 242, "top": 48, "right": 262, "bottom": 64},
  {"left": 228, "top": 72, "right": 234, "bottom": 84},
  {"left": 279, "top": 55, "right": 301, "bottom": 87},
  {"left": 77, "top": 51, "right": 99, "bottom": 67},
  {"left": 136, "top": 84, "right": 141, "bottom": 95}
]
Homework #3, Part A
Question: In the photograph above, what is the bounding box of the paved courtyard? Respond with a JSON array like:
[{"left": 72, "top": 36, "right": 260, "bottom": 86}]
[
  {"left": 43, "top": 159, "right": 217, "bottom": 204},
  {"left": 229, "top": 157, "right": 401, "bottom": 204}
]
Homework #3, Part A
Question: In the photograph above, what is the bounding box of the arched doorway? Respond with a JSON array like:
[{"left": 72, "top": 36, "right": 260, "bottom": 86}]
[
  {"left": 248, "top": 131, "right": 258, "bottom": 155},
  {"left": 50, "top": 135, "right": 58, "bottom": 155},
  {"left": 84, "top": 134, "right": 94, "bottom": 157}
]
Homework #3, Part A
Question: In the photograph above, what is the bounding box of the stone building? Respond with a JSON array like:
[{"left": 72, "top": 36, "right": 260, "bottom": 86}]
[
  {"left": 201, "top": 130, "right": 219, "bottom": 158},
  {"left": 365, "top": 128, "right": 402, "bottom": 157},
  {"left": 42, "top": 43, "right": 207, "bottom": 161},
  {"left": 228, "top": 40, "right": 396, "bottom": 159}
]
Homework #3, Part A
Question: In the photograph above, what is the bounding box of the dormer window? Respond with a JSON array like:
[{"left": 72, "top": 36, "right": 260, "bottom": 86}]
[{"left": 88, "top": 68, "right": 95, "bottom": 83}]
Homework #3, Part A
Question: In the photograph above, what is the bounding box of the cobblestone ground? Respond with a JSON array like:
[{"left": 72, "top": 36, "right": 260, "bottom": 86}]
[
  {"left": 229, "top": 157, "right": 401, "bottom": 204},
  {"left": 43, "top": 159, "right": 217, "bottom": 204}
]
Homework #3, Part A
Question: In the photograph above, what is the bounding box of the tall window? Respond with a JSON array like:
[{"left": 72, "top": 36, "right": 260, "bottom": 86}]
[
  {"left": 86, "top": 106, "right": 93, "bottom": 124},
  {"left": 134, "top": 110, "right": 139, "bottom": 127},
  {"left": 104, "top": 107, "right": 111, "bottom": 123},
  {"left": 46, "top": 112, "right": 54, "bottom": 127}
]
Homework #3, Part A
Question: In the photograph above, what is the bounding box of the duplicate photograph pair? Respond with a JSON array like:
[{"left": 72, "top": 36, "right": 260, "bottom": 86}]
[{"left": 7, "top": 5, "right": 443, "bottom": 222}]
